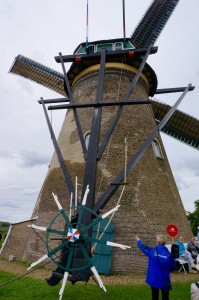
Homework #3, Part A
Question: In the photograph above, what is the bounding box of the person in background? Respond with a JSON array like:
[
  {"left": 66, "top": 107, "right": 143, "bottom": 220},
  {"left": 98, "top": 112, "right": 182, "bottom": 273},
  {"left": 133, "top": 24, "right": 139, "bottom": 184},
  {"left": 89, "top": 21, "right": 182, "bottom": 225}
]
[
  {"left": 196, "top": 227, "right": 199, "bottom": 248},
  {"left": 191, "top": 282, "right": 199, "bottom": 300},
  {"left": 135, "top": 234, "right": 176, "bottom": 300},
  {"left": 175, "top": 236, "right": 198, "bottom": 273},
  {"left": 187, "top": 237, "right": 199, "bottom": 264}
]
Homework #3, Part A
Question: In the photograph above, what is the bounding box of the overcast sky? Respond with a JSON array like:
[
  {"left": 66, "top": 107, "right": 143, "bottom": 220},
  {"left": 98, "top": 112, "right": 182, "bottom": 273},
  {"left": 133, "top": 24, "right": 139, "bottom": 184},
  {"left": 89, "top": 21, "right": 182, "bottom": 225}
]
[{"left": 0, "top": 0, "right": 199, "bottom": 223}]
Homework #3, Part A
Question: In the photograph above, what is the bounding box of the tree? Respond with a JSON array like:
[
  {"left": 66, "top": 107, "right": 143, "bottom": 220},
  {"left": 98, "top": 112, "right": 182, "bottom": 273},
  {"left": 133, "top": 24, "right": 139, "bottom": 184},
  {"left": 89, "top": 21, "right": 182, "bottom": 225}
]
[
  {"left": 187, "top": 200, "right": 199, "bottom": 236},
  {"left": 1, "top": 222, "right": 10, "bottom": 227}
]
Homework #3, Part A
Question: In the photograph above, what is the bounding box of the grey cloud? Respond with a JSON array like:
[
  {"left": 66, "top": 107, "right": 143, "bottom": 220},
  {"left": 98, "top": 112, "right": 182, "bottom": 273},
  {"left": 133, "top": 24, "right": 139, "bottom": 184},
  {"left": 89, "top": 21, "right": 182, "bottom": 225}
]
[
  {"left": 17, "top": 79, "right": 34, "bottom": 96},
  {"left": 175, "top": 175, "right": 189, "bottom": 191},
  {"left": 22, "top": 188, "right": 39, "bottom": 197},
  {"left": 0, "top": 201, "right": 18, "bottom": 208},
  {"left": 20, "top": 150, "right": 49, "bottom": 168},
  {"left": 0, "top": 150, "right": 17, "bottom": 160},
  {"left": 176, "top": 156, "right": 199, "bottom": 176}
]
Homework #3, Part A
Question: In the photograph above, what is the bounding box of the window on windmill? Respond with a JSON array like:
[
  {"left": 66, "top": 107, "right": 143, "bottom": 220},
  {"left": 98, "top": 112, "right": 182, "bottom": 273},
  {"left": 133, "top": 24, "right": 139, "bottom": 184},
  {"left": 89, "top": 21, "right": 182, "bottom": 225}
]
[
  {"left": 87, "top": 45, "right": 95, "bottom": 53},
  {"left": 152, "top": 139, "right": 164, "bottom": 160},
  {"left": 85, "top": 132, "right": 91, "bottom": 149},
  {"left": 114, "top": 42, "right": 123, "bottom": 50},
  {"left": 97, "top": 43, "right": 113, "bottom": 52}
]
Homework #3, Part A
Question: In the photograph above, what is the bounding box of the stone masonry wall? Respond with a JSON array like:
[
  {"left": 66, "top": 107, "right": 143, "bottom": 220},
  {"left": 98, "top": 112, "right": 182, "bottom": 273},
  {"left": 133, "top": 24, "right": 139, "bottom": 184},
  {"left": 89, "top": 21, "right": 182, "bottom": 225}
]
[{"left": 0, "top": 220, "right": 36, "bottom": 261}]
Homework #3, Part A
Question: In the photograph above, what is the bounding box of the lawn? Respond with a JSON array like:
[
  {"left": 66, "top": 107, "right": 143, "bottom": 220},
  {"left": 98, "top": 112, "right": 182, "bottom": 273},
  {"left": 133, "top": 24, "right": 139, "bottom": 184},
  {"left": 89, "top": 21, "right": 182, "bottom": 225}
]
[
  {"left": 0, "top": 222, "right": 10, "bottom": 248},
  {"left": 0, "top": 270, "right": 196, "bottom": 299}
]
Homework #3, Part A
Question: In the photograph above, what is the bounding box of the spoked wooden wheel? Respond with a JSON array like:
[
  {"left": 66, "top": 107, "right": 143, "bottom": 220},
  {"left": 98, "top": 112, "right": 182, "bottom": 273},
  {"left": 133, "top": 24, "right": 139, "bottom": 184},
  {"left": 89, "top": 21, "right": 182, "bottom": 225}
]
[
  {"left": 27, "top": 192, "right": 131, "bottom": 299},
  {"left": 46, "top": 204, "right": 104, "bottom": 272}
]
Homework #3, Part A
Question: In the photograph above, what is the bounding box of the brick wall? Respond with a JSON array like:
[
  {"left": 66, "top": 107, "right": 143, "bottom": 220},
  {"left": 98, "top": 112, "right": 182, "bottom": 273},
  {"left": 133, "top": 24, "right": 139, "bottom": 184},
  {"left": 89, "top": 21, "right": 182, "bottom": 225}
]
[{"left": 0, "top": 219, "right": 36, "bottom": 260}]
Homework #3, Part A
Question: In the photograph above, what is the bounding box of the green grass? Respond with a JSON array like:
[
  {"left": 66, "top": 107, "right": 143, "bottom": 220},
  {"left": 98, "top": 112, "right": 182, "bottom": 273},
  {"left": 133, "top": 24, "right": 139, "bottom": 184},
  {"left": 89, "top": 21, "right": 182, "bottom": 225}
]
[
  {"left": 0, "top": 270, "right": 196, "bottom": 300},
  {"left": 0, "top": 224, "right": 9, "bottom": 247}
]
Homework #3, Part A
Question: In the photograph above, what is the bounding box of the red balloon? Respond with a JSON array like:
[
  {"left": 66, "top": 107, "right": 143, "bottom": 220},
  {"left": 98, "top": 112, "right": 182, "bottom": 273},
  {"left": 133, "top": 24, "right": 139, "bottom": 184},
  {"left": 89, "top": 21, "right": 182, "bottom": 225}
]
[{"left": 167, "top": 224, "right": 178, "bottom": 237}]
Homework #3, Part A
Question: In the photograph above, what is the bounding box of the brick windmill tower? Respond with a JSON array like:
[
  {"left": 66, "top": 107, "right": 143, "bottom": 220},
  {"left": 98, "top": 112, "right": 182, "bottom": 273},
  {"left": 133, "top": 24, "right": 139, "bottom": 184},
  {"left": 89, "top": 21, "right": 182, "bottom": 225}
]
[{"left": 2, "top": 0, "right": 198, "bottom": 285}]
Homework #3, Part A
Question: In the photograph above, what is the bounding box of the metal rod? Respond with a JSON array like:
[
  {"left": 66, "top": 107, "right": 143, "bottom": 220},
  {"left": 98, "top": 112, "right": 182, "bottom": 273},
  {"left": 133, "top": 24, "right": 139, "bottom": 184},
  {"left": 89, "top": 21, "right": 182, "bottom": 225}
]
[
  {"left": 58, "top": 52, "right": 87, "bottom": 158},
  {"left": 75, "top": 176, "right": 78, "bottom": 207},
  {"left": 94, "top": 84, "right": 192, "bottom": 212},
  {"left": 155, "top": 86, "right": 195, "bottom": 94},
  {"left": 123, "top": 0, "right": 126, "bottom": 43},
  {"left": 58, "top": 52, "right": 74, "bottom": 102},
  {"left": 125, "top": 45, "right": 152, "bottom": 100},
  {"left": 48, "top": 99, "right": 151, "bottom": 110},
  {"left": 86, "top": 0, "right": 89, "bottom": 49},
  {"left": 40, "top": 97, "right": 75, "bottom": 201},
  {"left": 38, "top": 98, "right": 69, "bottom": 104},
  {"left": 81, "top": 49, "right": 106, "bottom": 220},
  {"left": 98, "top": 46, "right": 152, "bottom": 159},
  {"left": 95, "top": 49, "right": 106, "bottom": 103}
]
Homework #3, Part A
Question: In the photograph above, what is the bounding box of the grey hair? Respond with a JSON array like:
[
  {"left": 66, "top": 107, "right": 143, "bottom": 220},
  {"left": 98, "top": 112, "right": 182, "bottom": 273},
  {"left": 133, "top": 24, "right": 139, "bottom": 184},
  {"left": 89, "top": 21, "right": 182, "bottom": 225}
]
[{"left": 156, "top": 234, "right": 166, "bottom": 245}]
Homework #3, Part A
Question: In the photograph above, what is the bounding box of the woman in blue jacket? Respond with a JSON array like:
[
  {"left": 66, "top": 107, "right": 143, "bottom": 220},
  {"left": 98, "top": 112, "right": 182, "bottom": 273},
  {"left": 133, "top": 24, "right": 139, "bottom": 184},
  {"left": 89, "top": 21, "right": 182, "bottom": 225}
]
[{"left": 135, "top": 234, "right": 176, "bottom": 300}]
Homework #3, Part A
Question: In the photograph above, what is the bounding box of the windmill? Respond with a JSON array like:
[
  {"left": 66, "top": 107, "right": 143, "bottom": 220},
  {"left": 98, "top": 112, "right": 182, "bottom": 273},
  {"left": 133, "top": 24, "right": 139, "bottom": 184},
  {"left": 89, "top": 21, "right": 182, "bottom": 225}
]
[{"left": 2, "top": 0, "right": 198, "bottom": 298}]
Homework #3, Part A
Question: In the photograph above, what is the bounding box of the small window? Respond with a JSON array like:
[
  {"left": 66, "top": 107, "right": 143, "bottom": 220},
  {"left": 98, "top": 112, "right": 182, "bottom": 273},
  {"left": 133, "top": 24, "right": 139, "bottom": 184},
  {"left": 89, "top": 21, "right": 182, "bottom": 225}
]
[
  {"left": 87, "top": 45, "right": 95, "bottom": 53},
  {"left": 152, "top": 139, "right": 164, "bottom": 160},
  {"left": 114, "top": 42, "right": 123, "bottom": 50},
  {"left": 85, "top": 132, "right": 90, "bottom": 149},
  {"left": 97, "top": 43, "right": 113, "bottom": 52}
]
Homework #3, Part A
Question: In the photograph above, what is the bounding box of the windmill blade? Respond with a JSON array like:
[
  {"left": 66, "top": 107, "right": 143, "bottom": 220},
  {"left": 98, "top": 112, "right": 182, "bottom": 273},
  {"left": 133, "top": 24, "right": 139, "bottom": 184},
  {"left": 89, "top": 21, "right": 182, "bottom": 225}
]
[
  {"left": 52, "top": 192, "right": 63, "bottom": 210},
  {"left": 151, "top": 99, "right": 199, "bottom": 150},
  {"left": 106, "top": 241, "right": 131, "bottom": 250},
  {"left": 82, "top": 185, "right": 90, "bottom": 206},
  {"left": 59, "top": 272, "right": 69, "bottom": 300},
  {"left": 9, "top": 54, "right": 66, "bottom": 96},
  {"left": 27, "top": 254, "right": 48, "bottom": 270},
  {"left": 27, "top": 224, "right": 47, "bottom": 231},
  {"left": 91, "top": 266, "right": 106, "bottom": 292},
  {"left": 131, "top": 0, "right": 179, "bottom": 48}
]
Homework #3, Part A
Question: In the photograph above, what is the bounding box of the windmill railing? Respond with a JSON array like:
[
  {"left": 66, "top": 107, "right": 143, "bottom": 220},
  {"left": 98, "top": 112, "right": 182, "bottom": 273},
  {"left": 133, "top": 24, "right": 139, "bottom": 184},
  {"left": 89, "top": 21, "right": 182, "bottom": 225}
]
[{"left": 54, "top": 46, "right": 158, "bottom": 63}]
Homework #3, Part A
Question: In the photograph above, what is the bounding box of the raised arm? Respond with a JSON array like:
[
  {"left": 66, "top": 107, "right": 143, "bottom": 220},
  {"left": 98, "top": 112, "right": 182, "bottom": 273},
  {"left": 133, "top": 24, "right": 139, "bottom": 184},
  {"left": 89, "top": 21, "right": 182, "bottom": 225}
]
[{"left": 135, "top": 235, "right": 152, "bottom": 257}]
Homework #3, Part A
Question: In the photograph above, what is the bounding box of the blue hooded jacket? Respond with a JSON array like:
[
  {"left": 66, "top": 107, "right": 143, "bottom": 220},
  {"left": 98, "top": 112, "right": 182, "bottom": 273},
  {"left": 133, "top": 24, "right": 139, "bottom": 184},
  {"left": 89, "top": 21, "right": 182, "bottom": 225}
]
[{"left": 137, "top": 240, "right": 176, "bottom": 290}]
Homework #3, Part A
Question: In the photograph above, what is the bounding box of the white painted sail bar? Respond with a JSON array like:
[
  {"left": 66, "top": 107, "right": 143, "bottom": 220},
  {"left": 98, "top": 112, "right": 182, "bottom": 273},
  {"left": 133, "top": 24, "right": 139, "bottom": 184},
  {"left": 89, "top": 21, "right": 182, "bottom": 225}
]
[
  {"left": 27, "top": 254, "right": 48, "bottom": 270},
  {"left": 27, "top": 224, "right": 47, "bottom": 231},
  {"left": 59, "top": 271, "right": 69, "bottom": 300},
  {"left": 91, "top": 266, "right": 106, "bottom": 292},
  {"left": 101, "top": 205, "right": 121, "bottom": 219},
  {"left": 75, "top": 176, "right": 78, "bottom": 207},
  {"left": 106, "top": 241, "right": 131, "bottom": 250},
  {"left": 52, "top": 192, "right": 63, "bottom": 210},
  {"left": 82, "top": 185, "right": 89, "bottom": 206},
  {"left": 69, "top": 192, "right": 73, "bottom": 222}
]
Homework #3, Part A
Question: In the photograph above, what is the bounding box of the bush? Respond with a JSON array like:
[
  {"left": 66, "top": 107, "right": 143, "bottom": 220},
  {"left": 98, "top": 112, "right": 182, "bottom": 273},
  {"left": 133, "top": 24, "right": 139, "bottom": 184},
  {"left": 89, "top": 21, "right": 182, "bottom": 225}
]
[{"left": 0, "top": 222, "right": 10, "bottom": 228}]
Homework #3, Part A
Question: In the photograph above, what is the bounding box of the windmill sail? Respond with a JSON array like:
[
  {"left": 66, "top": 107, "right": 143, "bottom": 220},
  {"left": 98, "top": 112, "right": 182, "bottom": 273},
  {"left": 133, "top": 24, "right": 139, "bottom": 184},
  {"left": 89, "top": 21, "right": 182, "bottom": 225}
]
[
  {"left": 9, "top": 55, "right": 65, "bottom": 96},
  {"left": 152, "top": 99, "right": 199, "bottom": 150},
  {"left": 131, "top": 0, "right": 179, "bottom": 48}
]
